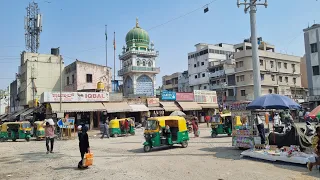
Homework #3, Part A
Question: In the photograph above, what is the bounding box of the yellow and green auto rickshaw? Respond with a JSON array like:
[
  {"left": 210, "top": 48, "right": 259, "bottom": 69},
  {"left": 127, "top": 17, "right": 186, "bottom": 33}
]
[
  {"left": 143, "top": 116, "right": 189, "bottom": 152},
  {"left": 109, "top": 118, "right": 135, "bottom": 137},
  {"left": 33, "top": 121, "right": 45, "bottom": 140},
  {"left": 211, "top": 113, "right": 232, "bottom": 138},
  {"left": 0, "top": 121, "right": 32, "bottom": 142}
]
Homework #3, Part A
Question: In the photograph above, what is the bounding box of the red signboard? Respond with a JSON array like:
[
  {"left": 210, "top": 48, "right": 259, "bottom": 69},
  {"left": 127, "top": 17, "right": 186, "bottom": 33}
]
[
  {"left": 147, "top": 98, "right": 160, "bottom": 107},
  {"left": 176, "top": 93, "right": 194, "bottom": 101}
]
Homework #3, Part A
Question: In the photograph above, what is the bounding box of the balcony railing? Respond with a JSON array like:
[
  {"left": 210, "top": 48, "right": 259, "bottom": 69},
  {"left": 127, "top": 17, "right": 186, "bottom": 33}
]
[
  {"left": 118, "top": 66, "right": 160, "bottom": 76},
  {"left": 209, "top": 70, "right": 225, "bottom": 78}
]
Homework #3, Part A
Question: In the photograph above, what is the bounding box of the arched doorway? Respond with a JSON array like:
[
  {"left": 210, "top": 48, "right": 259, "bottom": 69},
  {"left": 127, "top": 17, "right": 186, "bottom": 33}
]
[
  {"left": 124, "top": 76, "right": 133, "bottom": 96},
  {"left": 136, "top": 75, "right": 153, "bottom": 96}
]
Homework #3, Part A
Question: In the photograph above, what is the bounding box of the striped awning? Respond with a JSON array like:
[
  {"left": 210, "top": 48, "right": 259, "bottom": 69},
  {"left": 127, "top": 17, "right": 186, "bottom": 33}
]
[
  {"left": 160, "top": 102, "right": 181, "bottom": 112},
  {"left": 104, "top": 102, "right": 132, "bottom": 113},
  {"left": 177, "top": 102, "right": 202, "bottom": 111},
  {"left": 50, "top": 103, "right": 106, "bottom": 113}
]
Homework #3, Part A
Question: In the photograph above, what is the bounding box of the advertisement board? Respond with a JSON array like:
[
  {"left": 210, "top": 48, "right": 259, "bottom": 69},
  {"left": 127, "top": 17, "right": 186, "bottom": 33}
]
[
  {"left": 161, "top": 91, "right": 176, "bottom": 101},
  {"left": 193, "top": 90, "right": 217, "bottom": 103},
  {"left": 147, "top": 98, "right": 160, "bottom": 107},
  {"left": 176, "top": 93, "right": 194, "bottom": 101},
  {"left": 42, "top": 92, "right": 109, "bottom": 103}
]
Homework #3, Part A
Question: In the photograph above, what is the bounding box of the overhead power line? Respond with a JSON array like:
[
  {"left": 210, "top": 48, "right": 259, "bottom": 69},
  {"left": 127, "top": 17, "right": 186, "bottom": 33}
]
[{"left": 147, "top": 0, "right": 220, "bottom": 31}]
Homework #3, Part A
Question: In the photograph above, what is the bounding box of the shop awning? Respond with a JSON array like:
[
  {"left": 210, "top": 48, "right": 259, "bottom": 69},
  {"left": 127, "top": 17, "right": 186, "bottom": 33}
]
[
  {"left": 50, "top": 103, "right": 106, "bottom": 113},
  {"left": 104, "top": 102, "right": 132, "bottom": 113},
  {"left": 148, "top": 106, "right": 164, "bottom": 111},
  {"left": 177, "top": 102, "right": 202, "bottom": 111},
  {"left": 198, "top": 103, "right": 219, "bottom": 109},
  {"left": 160, "top": 102, "right": 181, "bottom": 112},
  {"left": 20, "top": 108, "right": 35, "bottom": 118},
  {"left": 129, "top": 104, "right": 149, "bottom": 112}
]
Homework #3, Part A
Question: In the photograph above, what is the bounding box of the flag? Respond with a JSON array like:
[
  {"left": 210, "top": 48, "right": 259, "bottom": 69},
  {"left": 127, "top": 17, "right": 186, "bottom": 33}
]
[{"left": 113, "top": 32, "right": 116, "bottom": 50}]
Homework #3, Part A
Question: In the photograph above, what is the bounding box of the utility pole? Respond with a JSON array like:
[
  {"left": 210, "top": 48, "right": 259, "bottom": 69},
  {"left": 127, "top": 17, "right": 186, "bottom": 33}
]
[
  {"left": 59, "top": 55, "right": 62, "bottom": 112},
  {"left": 113, "top": 31, "right": 116, "bottom": 92},
  {"left": 237, "top": 0, "right": 268, "bottom": 99},
  {"left": 105, "top": 25, "right": 108, "bottom": 68}
]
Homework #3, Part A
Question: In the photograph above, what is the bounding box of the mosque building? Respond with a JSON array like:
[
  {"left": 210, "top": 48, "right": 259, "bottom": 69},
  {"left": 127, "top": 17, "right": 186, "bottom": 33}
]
[{"left": 118, "top": 19, "right": 160, "bottom": 97}]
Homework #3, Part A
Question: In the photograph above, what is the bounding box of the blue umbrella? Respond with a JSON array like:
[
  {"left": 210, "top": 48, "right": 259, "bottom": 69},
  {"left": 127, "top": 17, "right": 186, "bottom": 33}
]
[{"left": 247, "top": 94, "right": 301, "bottom": 110}]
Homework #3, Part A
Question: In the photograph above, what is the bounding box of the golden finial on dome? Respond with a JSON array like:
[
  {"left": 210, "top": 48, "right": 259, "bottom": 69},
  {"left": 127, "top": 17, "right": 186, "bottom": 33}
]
[{"left": 136, "top": 17, "right": 139, "bottom": 28}]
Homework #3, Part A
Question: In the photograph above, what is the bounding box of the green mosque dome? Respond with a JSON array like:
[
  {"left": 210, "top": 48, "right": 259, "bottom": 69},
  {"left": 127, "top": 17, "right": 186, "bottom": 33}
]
[{"left": 125, "top": 18, "right": 150, "bottom": 49}]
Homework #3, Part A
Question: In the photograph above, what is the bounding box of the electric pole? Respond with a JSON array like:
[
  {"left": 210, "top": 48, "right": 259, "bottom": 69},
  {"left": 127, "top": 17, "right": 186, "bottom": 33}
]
[
  {"left": 31, "top": 65, "right": 36, "bottom": 107},
  {"left": 237, "top": 0, "right": 268, "bottom": 99},
  {"left": 59, "top": 54, "right": 63, "bottom": 112}
]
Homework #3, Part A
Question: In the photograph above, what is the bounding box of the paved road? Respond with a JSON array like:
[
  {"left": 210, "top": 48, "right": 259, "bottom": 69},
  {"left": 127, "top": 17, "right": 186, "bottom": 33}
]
[{"left": 0, "top": 126, "right": 319, "bottom": 180}]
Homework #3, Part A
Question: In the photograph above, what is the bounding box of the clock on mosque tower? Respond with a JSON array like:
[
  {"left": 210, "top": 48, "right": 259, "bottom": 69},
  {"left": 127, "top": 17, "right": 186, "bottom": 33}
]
[{"left": 118, "top": 18, "right": 160, "bottom": 97}]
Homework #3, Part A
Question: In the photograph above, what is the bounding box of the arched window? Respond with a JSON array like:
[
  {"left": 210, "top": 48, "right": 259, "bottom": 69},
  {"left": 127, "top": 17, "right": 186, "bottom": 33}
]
[
  {"left": 148, "top": 61, "right": 152, "bottom": 67},
  {"left": 142, "top": 61, "right": 146, "bottom": 66},
  {"left": 137, "top": 60, "right": 141, "bottom": 66}
]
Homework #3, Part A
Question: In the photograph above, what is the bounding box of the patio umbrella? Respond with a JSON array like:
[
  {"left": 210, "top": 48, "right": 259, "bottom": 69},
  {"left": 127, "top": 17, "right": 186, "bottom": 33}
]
[
  {"left": 247, "top": 94, "right": 301, "bottom": 110},
  {"left": 170, "top": 111, "right": 186, "bottom": 116},
  {"left": 307, "top": 105, "right": 320, "bottom": 119}
]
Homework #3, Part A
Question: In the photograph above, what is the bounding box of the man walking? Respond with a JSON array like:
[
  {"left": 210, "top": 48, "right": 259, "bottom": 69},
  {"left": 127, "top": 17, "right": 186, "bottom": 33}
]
[{"left": 101, "top": 119, "right": 109, "bottom": 139}]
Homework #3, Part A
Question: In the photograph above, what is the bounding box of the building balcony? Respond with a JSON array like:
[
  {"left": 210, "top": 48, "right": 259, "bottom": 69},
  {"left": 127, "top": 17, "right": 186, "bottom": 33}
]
[
  {"left": 209, "top": 70, "right": 225, "bottom": 78},
  {"left": 118, "top": 66, "right": 160, "bottom": 76}
]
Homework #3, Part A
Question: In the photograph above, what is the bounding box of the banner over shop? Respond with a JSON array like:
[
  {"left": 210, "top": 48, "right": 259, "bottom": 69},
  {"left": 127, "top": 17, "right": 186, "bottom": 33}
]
[
  {"left": 161, "top": 91, "right": 176, "bottom": 101},
  {"left": 176, "top": 93, "right": 194, "bottom": 101},
  {"left": 41, "top": 92, "right": 110, "bottom": 103},
  {"left": 147, "top": 98, "right": 160, "bottom": 107},
  {"left": 193, "top": 90, "right": 217, "bottom": 104}
]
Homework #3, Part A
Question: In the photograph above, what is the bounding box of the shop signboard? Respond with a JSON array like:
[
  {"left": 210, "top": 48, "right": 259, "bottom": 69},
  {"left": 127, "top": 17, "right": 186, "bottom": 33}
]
[
  {"left": 176, "top": 93, "right": 194, "bottom": 101},
  {"left": 109, "top": 93, "right": 123, "bottom": 102},
  {"left": 161, "top": 91, "right": 176, "bottom": 101},
  {"left": 193, "top": 90, "right": 217, "bottom": 103},
  {"left": 147, "top": 98, "right": 160, "bottom": 107},
  {"left": 42, "top": 92, "right": 109, "bottom": 103}
]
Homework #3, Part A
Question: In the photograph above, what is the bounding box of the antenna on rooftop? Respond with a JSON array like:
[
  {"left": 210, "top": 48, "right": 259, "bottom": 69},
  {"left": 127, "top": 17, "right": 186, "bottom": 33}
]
[{"left": 25, "top": 1, "right": 42, "bottom": 53}]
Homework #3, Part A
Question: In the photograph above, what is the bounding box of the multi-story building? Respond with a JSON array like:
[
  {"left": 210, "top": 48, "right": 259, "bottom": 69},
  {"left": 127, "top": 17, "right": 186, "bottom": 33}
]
[
  {"left": 303, "top": 24, "right": 320, "bottom": 106},
  {"left": 188, "top": 43, "right": 234, "bottom": 91},
  {"left": 118, "top": 19, "right": 160, "bottom": 97},
  {"left": 178, "top": 70, "right": 190, "bottom": 92},
  {"left": 234, "top": 39, "right": 302, "bottom": 101},
  {"left": 162, "top": 72, "right": 180, "bottom": 92},
  {"left": 18, "top": 50, "right": 64, "bottom": 107},
  {"left": 64, "top": 60, "right": 111, "bottom": 92}
]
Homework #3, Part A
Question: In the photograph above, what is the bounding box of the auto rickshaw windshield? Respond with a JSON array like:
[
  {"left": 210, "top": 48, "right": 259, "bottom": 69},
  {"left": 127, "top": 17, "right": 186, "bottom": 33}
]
[
  {"left": 22, "top": 123, "right": 31, "bottom": 128},
  {"left": 145, "top": 120, "right": 158, "bottom": 130}
]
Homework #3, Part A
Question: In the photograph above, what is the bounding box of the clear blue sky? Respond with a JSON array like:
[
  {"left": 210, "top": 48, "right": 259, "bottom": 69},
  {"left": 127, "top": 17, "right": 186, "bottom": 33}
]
[{"left": 1, "top": 0, "right": 320, "bottom": 89}]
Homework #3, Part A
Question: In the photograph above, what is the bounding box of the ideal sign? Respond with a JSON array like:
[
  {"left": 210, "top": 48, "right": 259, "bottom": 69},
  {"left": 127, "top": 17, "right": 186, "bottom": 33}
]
[
  {"left": 161, "top": 91, "right": 176, "bottom": 101},
  {"left": 147, "top": 98, "right": 160, "bottom": 107},
  {"left": 42, "top": 92, "right": 109, "bottom": 103},
  {"left": 193, "top": 90, "right": 217, "bottom": 103}
]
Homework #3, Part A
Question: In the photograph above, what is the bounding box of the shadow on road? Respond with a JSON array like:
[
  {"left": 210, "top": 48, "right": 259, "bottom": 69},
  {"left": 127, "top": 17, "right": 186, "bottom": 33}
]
[
  {"left": 199, "top": 146, "right": 242, "bottom": 160},
  {"left": 17, "top": 152, "right": 65, "bottom": 163}
]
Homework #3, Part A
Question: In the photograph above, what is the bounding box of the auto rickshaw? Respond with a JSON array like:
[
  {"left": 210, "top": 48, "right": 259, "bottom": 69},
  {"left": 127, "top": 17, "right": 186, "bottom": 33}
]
[
  {"left": 211, "top": 113, "right": 232, "bottom": 138},
  {"left": 143, "top": 116, "right": 189, "bottom": 152},
  {"left": 33, "top": 121, "right": 45, "bottom": 140},
  {"left": 109, "top": 118, "right": 135, "bottom": 137},
  {"left": 0, "top": 121, "right": 32, "bottom": 142}
]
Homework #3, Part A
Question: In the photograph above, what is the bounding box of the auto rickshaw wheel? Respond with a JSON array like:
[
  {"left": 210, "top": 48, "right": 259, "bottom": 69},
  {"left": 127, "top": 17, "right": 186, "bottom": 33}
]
[
  {"left": 181, "top": 141, "right": 188, "bottom": 148},
  {"left": 211, "top": 132, "right": 217, "bottom": 138},
  {"left": 143, "top": 145, "right": 151, "bottom": 152},
  {"left": 25, "top": 137, "right": 30, "bottom": 142},
  {"left": 227, "top": 133, "right": 232, "bottom": 137},
  {"left": 12, "top": 139, "right": 16, "bottom": 142},
  {"left": 0, "top": 138, "right": 5, "bottom": 142}
]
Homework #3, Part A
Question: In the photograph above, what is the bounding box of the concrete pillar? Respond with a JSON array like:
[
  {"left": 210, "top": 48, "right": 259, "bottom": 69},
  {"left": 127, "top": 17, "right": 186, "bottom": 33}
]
[{"left": 90, "top": 112, "right": 93, "bottom": 130}]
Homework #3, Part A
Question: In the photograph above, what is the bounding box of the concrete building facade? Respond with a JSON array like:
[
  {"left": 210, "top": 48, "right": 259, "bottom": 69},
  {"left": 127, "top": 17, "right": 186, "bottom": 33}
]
[
  {"left": 64, "top": 60, "right": 111, "bottom": 92},
  {"left": 162, "top": 72, "right": 180, "bottom": 92},
  {"left": 18, "top": 51, "right": 64, "bottom": 107},
  {"left": 303, "top": 24, "right": 320, "bottom": 106},
  {"left": 233, "top": 40, "right": 303, "bottom": 102},
  {"left": 119, "top": 19, "right": 160, "bottom": 97},
  {"left": 178, "top": 70, "right": 190, "bottom": 92},
  {"left": 188, "top": 43, "right": 234, "bottom": 91}
]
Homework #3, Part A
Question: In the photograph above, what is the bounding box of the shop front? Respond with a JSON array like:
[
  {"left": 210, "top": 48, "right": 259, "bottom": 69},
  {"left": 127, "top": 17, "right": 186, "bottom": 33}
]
[
  {"left": 176, "top": 92, "right": 202, "bottom": 116},
  {"left": 146, "top": 98, "right": 164, "bottom": 117},
  {"left": 194, "top": 90, "right": 219, "bottom": 122},
  {"left": 127, "top": 104, "right": 149, "bottom": 123},
  {"left": 159, "top": 102, "right": 181, "bottom": 115},
  {"left": 41, "top": 92, "right": 109, "bottom": 130},
  {"left": 104, "top": 102, "right": 132, "bottom": 120}
]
